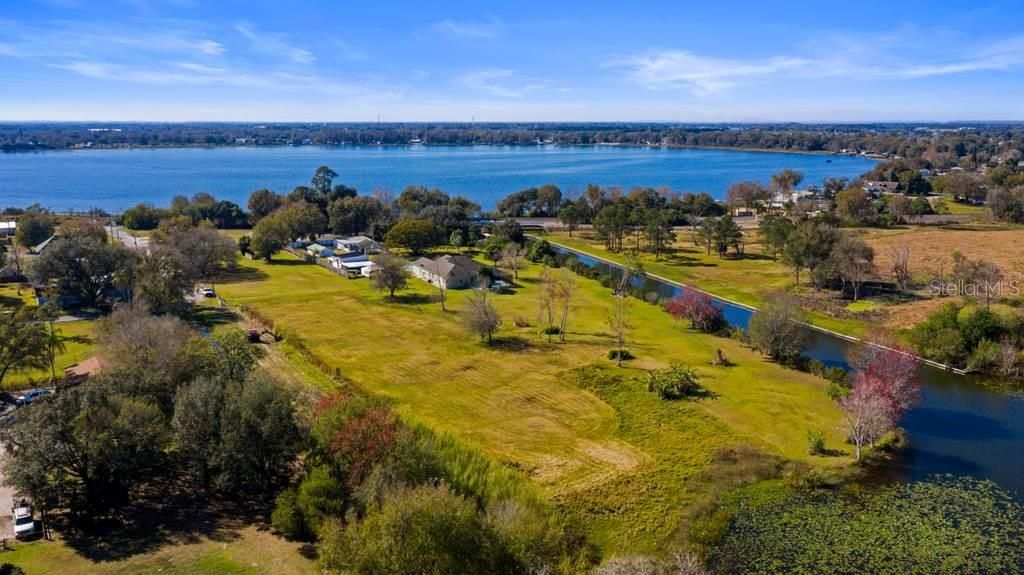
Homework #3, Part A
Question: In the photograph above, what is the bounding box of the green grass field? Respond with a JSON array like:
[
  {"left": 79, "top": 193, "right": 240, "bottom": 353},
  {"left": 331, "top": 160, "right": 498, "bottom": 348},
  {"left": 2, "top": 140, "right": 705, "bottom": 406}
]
[
  {"left": 213, "top": 251, "right": 850, "bottom": 554},
  {"left": 545, "top": 231, "right": 870, "bottom": 337},
  {"left": 3, "top": 525, "right": 316, "bottom": 575},
  {"left": 1, "top": 283, "right": 100, "bottom": 391}
]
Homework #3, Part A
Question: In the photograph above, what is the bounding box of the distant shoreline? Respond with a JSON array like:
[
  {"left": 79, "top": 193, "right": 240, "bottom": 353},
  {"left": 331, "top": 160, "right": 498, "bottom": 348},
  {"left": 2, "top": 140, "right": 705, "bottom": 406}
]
[{"left": 1, "top": 141, "right": 886, "bottom": 161}]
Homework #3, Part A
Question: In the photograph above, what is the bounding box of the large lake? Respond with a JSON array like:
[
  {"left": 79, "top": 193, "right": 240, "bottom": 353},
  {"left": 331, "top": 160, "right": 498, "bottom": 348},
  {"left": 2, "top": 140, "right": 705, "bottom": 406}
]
[{"left": 0, "top": 145, "right": 878, "bottom": 212}]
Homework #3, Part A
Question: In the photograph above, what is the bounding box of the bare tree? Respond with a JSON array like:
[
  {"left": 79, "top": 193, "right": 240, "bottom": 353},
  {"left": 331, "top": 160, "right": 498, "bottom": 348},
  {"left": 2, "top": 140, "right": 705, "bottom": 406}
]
[
  {"left": 747, "top": 292, "right": 808, "bottom": 360},
  {"left": 975, "top": 260, "right": 1004, "bottom": 309},
  {"left": 462, "top": 288, "right": 501, "bottom": 343},
  {"left": 608, "top": 287, "right": 631, "bottom": 367},
  {"left": 501, "top": 242, "right": 527, "bottom": 280},
  {"left": 555, "top": 270, "right": 576, "bottom": 343},
  {"left": 371, "top": 253, "right": 411, "bottom": 300},
  {"left": 437, "top": 282, "right": 447, "bottom": 311},
  {"left": 889, "top": 246, "right": 912, "bottom": 291},
  {"left": 833, "top": 235, "right": 875, "bottom": 301},
  {"left": 607, "top": 260, "right": 642, "bottom": 366},
  {"left": 997, "top": 337, "right": 1020, "bottom": 378},
  {"left": 840, "top": 381, "right": 892, "bottom": 461},
  {"left": 537, "top": 267, "right": 557, "bottom": 342}
]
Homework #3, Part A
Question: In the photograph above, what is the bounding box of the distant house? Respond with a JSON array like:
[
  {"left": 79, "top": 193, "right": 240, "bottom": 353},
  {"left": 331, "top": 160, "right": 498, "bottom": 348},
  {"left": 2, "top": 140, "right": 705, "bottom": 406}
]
[
  {"left": 409, "top": 255, "right": 481, "bottom": 290},
  {"left": 306, "top": 243, "right": 334, "bottom": 258},
  {"left": 334, "top": 235, "right": 383, "bottom": 255},
  {"left": 0, "top": 221, "right": 15, "bottom": 238},
  {"left": 863, "top": 181, "right": 899, "bottom": 196}
]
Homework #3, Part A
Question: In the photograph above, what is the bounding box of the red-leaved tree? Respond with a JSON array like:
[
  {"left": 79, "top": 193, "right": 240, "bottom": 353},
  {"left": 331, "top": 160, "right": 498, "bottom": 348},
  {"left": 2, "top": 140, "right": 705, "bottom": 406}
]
[
  {"left": 850, "top": 343, "right": 923, "bottom": 420},
  {"left": 664, "top": 291, "right": 725, "bottom": 333},
  {"left": 841, "top": 340, "right": 923, "bottom": 460},
  {"left": 330, "top": 406, "right": 400, "bottom": 488}
]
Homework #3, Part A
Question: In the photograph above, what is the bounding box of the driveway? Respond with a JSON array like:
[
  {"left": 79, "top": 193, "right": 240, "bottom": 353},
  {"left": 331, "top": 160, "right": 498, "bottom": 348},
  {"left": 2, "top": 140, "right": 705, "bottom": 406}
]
[{"left": 0, "top": 449, "right": 14, "bottom": 539}]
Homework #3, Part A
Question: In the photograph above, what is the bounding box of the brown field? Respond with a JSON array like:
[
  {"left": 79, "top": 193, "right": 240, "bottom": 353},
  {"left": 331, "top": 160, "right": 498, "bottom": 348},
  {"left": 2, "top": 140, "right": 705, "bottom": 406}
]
[
  {"left": 857, "top": 224, "right": 1024, "bottom": 331},
  {"left": 859, "top": 224, "right": 1024, "bottom": 279}
]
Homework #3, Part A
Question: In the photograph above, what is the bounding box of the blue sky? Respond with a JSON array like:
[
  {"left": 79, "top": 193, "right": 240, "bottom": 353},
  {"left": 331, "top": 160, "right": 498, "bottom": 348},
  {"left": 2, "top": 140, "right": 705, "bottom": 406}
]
[{"left": 1, "top": 0, "right": 1023, "bottom": 121}]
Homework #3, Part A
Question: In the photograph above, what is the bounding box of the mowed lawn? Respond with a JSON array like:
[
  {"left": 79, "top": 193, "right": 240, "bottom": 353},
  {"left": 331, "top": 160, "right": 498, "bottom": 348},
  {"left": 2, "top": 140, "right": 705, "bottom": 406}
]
[
  {"left": 216, "top": 252, "right": 850, "bottom": 553},
  {"left": 4, "top": 525, "right": 316, "bottom": 575},
  {"left": 1, "top": 282, "right": 99, "bottom": 391}
]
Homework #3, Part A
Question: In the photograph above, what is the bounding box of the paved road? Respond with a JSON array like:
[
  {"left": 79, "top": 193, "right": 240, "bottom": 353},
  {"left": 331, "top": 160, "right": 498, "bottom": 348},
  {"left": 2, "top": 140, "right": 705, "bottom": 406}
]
[
  {"left": 0, "top": 449, "right": 14, "bottom": 539},
  {"left": 108, "top": 225, "right": 149, "bottom": 251}
]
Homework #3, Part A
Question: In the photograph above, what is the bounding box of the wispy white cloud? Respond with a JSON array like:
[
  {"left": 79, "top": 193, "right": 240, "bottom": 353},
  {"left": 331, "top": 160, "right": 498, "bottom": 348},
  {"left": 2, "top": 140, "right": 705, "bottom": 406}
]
[
  {"left": 610, "top": 51, "right": 809, "bottom": 94},
  {"left": 455, "top": 68, "right": 547, "bottom": 98},
  {"left": 235, "top": 22, "right": 313, "bottom": 64},
  {"left": 613, "top": 35, "right": 1024, "bottom": 94},
  {"left": 431, "top": 18, "right": 501, "bottom": 40}
]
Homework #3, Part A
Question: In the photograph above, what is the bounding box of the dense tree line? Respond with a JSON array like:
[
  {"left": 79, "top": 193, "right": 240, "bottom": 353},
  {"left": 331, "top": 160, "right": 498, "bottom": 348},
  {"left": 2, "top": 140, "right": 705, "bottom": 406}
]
[
  {"left": 1, "top": 306, "right": 298, "bottom": 520},
  {"left": 5, "top": 123, "right": 1024, "bottom": 171},
  {"left": 29, "top": 217, "right": 234, "bottom": 312}
]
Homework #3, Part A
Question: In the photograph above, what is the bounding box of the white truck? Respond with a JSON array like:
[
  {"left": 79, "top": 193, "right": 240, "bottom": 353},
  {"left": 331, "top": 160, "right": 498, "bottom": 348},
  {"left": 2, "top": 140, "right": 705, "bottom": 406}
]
[{"left": 12, "top": 503, "right": 35, "bottom": 539}]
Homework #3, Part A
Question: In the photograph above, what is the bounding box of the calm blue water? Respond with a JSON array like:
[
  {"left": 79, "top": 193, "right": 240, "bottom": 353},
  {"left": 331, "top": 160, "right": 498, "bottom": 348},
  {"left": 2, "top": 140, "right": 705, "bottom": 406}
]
[
  {"left": 0, "top": 145, "right": 877, "bottom": 212},
  {"left": 559, "top": 246, "right": 1024, "bottom": 500}
]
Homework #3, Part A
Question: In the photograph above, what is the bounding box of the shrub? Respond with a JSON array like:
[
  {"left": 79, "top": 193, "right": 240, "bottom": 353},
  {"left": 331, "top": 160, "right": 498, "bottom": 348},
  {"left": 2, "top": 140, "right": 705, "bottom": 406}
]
[
  {"left": 806, "top": 429, "right": 826, "bottom": 455},
  {"left": 825, "top": 380, "right": 850, "bottom": 401},
  {"left": 317, "top": 483, "right": 499, "bottom": 574},
  {"left": 271, "top": 487, "right": 307, "bottom": 539},
  {"left": 607, "top": 349, "right": 634, "bottom": 361},
  {"left": 967, "top": 338, "right": 1001, "bottom": 372},
  {"left": 665, "top": 291, "right": 726, "bottom": 333},
  {"left": 541, "top": 325, "right": 561, "bottom": 335},
  {"left": 647, "top": 364, "right": 702, "bottom": 400},
  {"left": 513, "top": 316, "right": 531, "bottom": 328}
]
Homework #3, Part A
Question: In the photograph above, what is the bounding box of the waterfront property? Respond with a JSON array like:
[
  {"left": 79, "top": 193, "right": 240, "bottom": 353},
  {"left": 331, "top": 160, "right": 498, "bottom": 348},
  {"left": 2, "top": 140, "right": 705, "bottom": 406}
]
[{"left": 214, "top": 251, "right": 849, "bottom": 553}]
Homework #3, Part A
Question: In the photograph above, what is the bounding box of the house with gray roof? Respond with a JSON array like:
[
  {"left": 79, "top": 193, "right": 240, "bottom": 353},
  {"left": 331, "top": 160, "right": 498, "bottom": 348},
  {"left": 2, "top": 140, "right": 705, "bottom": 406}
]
[{"left": 409, "top": 254, "right": 481, "bottom": 290}]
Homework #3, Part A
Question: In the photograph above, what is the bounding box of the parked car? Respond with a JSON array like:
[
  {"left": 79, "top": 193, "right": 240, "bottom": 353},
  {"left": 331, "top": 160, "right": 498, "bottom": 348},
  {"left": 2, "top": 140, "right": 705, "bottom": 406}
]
[
  {"left": 15, "top": 389, "right": 50, "bottom": 406},
  {"left": 12, "top": 504, "right": 35, "bottom": 539},
  {"left": 200, "top": 287, "right": 216, "bottom": 298}
]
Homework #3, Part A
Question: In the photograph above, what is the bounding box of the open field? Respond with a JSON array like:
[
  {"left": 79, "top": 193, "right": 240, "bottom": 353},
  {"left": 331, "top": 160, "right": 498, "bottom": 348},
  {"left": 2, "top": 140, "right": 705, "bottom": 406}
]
[
  {"left": 214, "top": 251, "right": 850, "bottom": 553},
  {"left": 548, "top": 223, "right": 1024, "bottom": 339},
  {"left": 1, "top": 284, "right": 102, "bottom": 390},
  {"left": 856, "top": 224, "right": 1024, "bottom": 331},
  {"left": 4, "top": 319, "right": 98, "bottom": 390},
  {"left": 545, "top": 230, "right": 871, "bottom": 337},
  {"left": 2, "top": 524, "right": 316, "bottom": 575}
]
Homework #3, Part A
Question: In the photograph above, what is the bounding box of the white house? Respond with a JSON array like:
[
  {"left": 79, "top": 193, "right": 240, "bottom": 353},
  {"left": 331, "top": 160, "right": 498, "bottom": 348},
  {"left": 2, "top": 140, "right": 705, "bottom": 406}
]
[
  {"left": 409, "top": 255, "right": 481, "bottom": 290},
  {"left": 334, "top": 235, "right": 383, "bottom": 255},
  {"left": 0, "top": 221, "right": 15, "bottom": 237},
  {"left": 306, "top": 243, "right": 334, "bottom": 258}
]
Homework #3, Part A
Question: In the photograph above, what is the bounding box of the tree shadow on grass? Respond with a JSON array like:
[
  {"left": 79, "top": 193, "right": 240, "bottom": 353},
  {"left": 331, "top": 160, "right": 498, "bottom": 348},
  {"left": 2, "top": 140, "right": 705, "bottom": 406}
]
[
  {"left": 58, "top": 472, "right": 268, "bottom": 563},
  {"left": 387, "top": 293, "right": 435, "bottom": 305},
  {"left": 216, "top": 265, "right": 269, "bottom": 284},
  {"left": 488, "top": 336, "right": 531, "bottom": 352},
  {"left": 0, "top": 295, "right": 24, "bottom": 308},
  {"left": 186, "top": 306, "right": 240, "bottom": 329}
]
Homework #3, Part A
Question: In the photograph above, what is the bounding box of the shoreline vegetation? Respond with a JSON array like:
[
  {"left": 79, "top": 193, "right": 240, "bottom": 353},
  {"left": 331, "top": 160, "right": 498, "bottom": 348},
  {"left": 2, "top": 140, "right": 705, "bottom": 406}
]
[{"left": 0, "top": 140, "right": 887, "bottom": 160}]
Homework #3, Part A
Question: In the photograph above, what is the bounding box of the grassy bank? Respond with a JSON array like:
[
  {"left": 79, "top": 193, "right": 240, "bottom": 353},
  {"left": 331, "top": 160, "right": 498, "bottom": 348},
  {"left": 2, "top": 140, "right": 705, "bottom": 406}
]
[
  {"left": 214, "top": 251, "right": 850, "bottom": 554},
  {"left": 544, "top": 230, "right": 869, "bottom": 337}
]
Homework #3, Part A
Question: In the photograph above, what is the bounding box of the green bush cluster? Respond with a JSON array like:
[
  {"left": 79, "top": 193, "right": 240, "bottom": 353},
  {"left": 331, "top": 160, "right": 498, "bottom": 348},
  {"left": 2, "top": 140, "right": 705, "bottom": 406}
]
[
  {"left": 272, "top": 391, "right": 591, "bottom": 574},
  {"left": 646, "top": 364, "right": 702, "bottom": 400}
]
